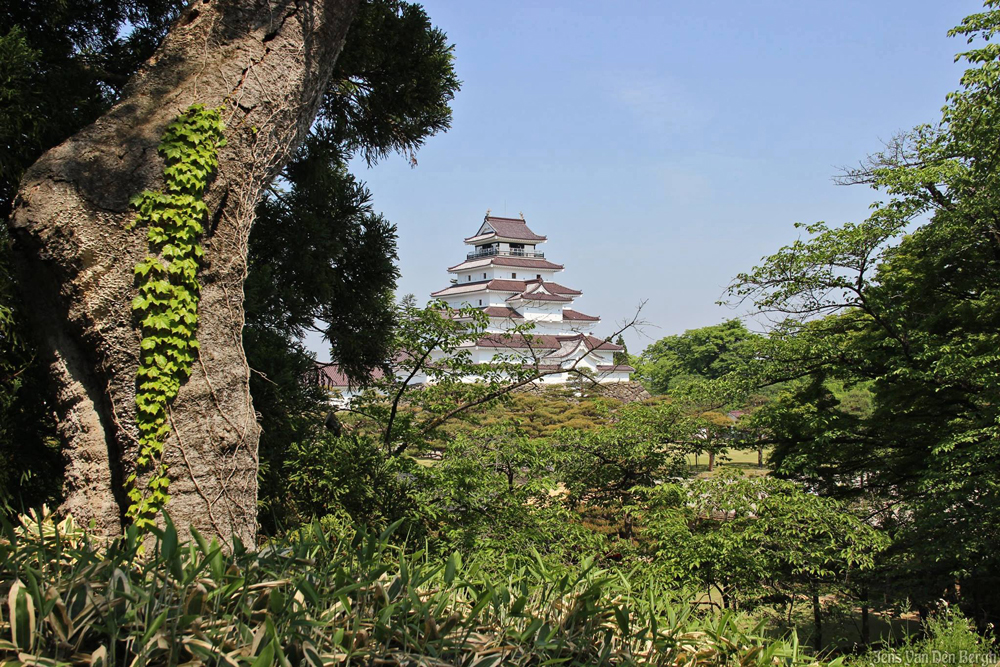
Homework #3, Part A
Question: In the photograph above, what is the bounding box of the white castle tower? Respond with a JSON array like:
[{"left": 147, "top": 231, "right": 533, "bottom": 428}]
[{"left": 427, "top": 212, "right": 633, "bottom": 384}]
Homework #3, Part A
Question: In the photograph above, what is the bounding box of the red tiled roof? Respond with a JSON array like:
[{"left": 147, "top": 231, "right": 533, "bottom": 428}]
[
  {"left": 431, "top": 278, "right": 580, "bottom": 298},
  {"left": 597, "top": 364, "right": 635, "bottom": 373},
  {"left": 316, "top": 363, "right": 386, "bottom": 388},
  {"left": 507, "top": 291, "right": 572, "bottom": 303},
  {"left": 465, "top": 216, "right": 547, "bottom": 243},
  {"left": 475, "top": 333, "right": 623, "bottom": 352},
  {"left": 447, "top": 256, "right": 564, "bottom": 271},
  {"left": 561, "top": 334, "right": 623, "bottom": 351},
  {"left": 482, "top": 306, "right": 523, "bottom": 319},
  {"left": 534, "top": 280, "right": 581, "bottom": 296},
  {"left": 507, "top": 280, "right": 581, "bottom": 303},
  {"left": 562, "top": 309, "right": 600, "bottom": 321},
  {"left": 430, "top": 280, "right": 490, "bottom": 297},
  {"left": 476, "top": 334, "right": 562, "bottom": 350},
  {"left": 487, "top": 279, "right": 529, "bottom": 291}
]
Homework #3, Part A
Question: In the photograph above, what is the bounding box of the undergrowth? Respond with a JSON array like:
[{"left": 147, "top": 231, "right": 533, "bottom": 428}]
[
  {"left": 850, "top": 607, "right": 994, "bottom": 667},
  {"left": 0, "top": 508, "right": 832, "bottom": 666}
]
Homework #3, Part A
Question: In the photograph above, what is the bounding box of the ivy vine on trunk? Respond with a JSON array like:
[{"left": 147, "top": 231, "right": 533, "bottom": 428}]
[{"left": 126, "top": 105, "right": 226, "bottom": 530}]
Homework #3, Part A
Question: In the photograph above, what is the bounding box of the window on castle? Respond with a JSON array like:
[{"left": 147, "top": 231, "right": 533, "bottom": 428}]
[
  {"left": 467, "top": 275, "right": 471, "bottom": 281},
  {"left": 483, "top": 273, "right": 487, "bottom": 279},
  {"left": 512, "top": 272, "right": 517, "bottom": 278},
  {"left": 478, "top": 299, "right": 482, "bottom": 306},
  {"left": 536, "top": 274, "right": 541, "bottom": 279}
]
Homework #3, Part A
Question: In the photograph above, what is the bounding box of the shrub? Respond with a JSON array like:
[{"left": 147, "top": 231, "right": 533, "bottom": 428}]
[
  {"left": 0, "top": 508, "right": 835, "bottom": 666},
  {"left": 850, "top": 607, "right": 994, "bottom": 667}
]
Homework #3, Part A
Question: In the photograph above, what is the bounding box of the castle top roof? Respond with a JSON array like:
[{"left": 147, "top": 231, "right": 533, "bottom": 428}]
[{"left": 465, "top": 215, "right": 547, "bottom": 244}]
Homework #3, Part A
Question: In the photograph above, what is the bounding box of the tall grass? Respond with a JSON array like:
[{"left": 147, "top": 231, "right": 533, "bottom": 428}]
[{"left": 1, "top": 508, "right": 832, "bottom": 666}]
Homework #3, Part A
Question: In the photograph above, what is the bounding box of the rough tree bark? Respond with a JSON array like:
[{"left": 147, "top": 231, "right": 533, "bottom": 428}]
[{"left": 7, "top": 0, "right": 359, "bottom": 545}]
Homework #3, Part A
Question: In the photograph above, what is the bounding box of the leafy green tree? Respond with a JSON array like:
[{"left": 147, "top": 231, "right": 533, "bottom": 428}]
[
  {"left": 0, "top": 0, "right": 459, "bottom": 535},
  {"left": 634, "top": 473, "right": 885, "bottom": 651},
  {"left": 0, "top": 0, "right": 182, "bottom": 216},
  {"left": 282, "top": 431, "right": 422, "bottom": 532},
  {"left": 472, "top": 389, "right": 614, "bottom": 439},
  {"left": 0, "top": 233, "right": 60, "bottom": 513},
  {"left": 243, "top": 0, "right": 458, "bottom": 532},
  {"left": 727, "top": 2, "right": 1000, "bottom": 623},
  {"left": 688, "top": 474, "right": 885, "bottom": 651},
  {"left": 636, "top": 320, "right": 759, "bottom": 394},
  {"left": 417, "top": 423, "right": 599, "bottom": 563},
  {"left": 557, "top": 401, "right": 691, "bottom": 538}
]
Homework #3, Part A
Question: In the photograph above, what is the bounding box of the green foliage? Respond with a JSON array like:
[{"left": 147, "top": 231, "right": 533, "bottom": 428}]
[
  {"left": 636, "top": 320, "right": 759, "bottom": 395},
  {"left": 349, "top": 297, "right": 547, "bottom": 453},
  {"left": 246, "top": 141, "right": 399, "bottom": 384},
  {"left": 418, "top": 423, "right": 604, "bottom": 564},
  {"left": 0, "top": 228, "right": 61, "bottom": 514},
  {"left": 470, "top": 389, "right": 615, "bottom": 438},
  {"left": 319, "top": 0, "right": 460, "bottom": 166},
  {"left": 246, "top": 329, "right": 329, "bottom": 534},
  {"left": 726, "top": 1, "right": 1000, "bottom": 623},
  {"left": 558, "top": 401, "right": 691, "bottom": 516},
  {"left": 613, "top": 334, "right": 629, "bottom": 366},
  {"left": 283, "top": 432, "right": 422, "bottom": 532},
  {"left": 851, "top": 607, "right": 993, "bottom": 667},
  {"left": 0, "top": 508, "right": 836, "bottom": 666},
  {"left": 629, "top": 472, "right": 886, "bottom": 635},
  {"left": 0, "top": 0, "right": 182, "bottom": 215},
  {"left": 245, "top": 0, "right": 460, "bottom": 531},
  {"left": 126, "top": 105, "right": 226, "bottom": 530}
]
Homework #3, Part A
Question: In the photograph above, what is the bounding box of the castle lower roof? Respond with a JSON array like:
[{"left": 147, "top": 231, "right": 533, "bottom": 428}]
[
  {"left": 316, "top": 362, "right": 385, "bottom": 389},
  {"left": 448, "top": 256, "right": 564, "bottom": 272},
  {"left": 475, "top": 333, "right": 623, "bottom": 351},
  {"left": 507, "top": 292, "right": 572, "bottom": 303},
  {"left": 431, "top": 278, "right": 581, "bottom": 298},
  {"left": 481, "top": 306, "right": 523, "bottom": 319},
  {"left": 561, "top": 309, "right": 600, "bottom": 322}
]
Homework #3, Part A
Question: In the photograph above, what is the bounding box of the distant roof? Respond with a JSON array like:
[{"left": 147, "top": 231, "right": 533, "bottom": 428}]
[
  {"left": 475, "top": 333, "right": 623, "bottom": 352},
  {"left": 465, "top": 215, "right": 547, "bottom": 243},
  {"left": 476, "top": 334, "right": 561, "bottom": 350},
  {"left": 506, "top": 280, "right": 580, "bottom": 303},
  {"left": 562, "top": 309, "right": 600, "bottom": 322},
  {"left": 431, "top": 278, "right": 581, "bottom": 298},
  {"left": 597, "top": 364, "right": 635, "bottom": 373},
  {"left": 481, "top": 305, "right": 523, "bottom": 319},
  {"left": 507, "top": 291, "right": 572, "bottom": 303},
  {"left": 448, "top": 256, "right": 564, "bottom": 272},
  {"left": 316, "top": 362, "right": 385, "bottom": 389}
]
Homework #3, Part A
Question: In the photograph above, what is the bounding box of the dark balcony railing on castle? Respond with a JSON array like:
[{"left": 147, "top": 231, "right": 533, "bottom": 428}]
[{"left": 467, "top": 247, "right": 545, "bottom": 260}]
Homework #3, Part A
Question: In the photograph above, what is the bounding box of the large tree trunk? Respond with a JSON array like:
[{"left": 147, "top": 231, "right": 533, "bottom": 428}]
[{"left": 7, "top": 0, "right": 359, "bottom": 545}]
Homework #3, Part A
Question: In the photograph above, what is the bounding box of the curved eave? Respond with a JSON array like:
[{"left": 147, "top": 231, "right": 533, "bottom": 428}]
[
  {"left": 507, "top": 293, "right": 573, "bottom": 303},
  {"left": 464, "top": 233, "right": 548, "bottom": 245},
  {"left": 561, "top": 309, "right": 600, "bottom": 322},
  {"left": 447, "top": 257, "right": 565, "bottom": 272}
]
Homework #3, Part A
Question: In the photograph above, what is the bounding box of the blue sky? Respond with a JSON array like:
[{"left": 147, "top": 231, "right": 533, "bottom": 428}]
[{"left": 306, "top": 0, "right": 984, "bottom": 360}]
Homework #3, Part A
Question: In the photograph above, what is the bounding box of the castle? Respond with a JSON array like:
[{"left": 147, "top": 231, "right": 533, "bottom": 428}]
[
  {"left": 423, "top": 213, "right": 633, "bottom": 384},
  {"left": 319, "top": 212, "right": 633, "bottom": 400}
]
